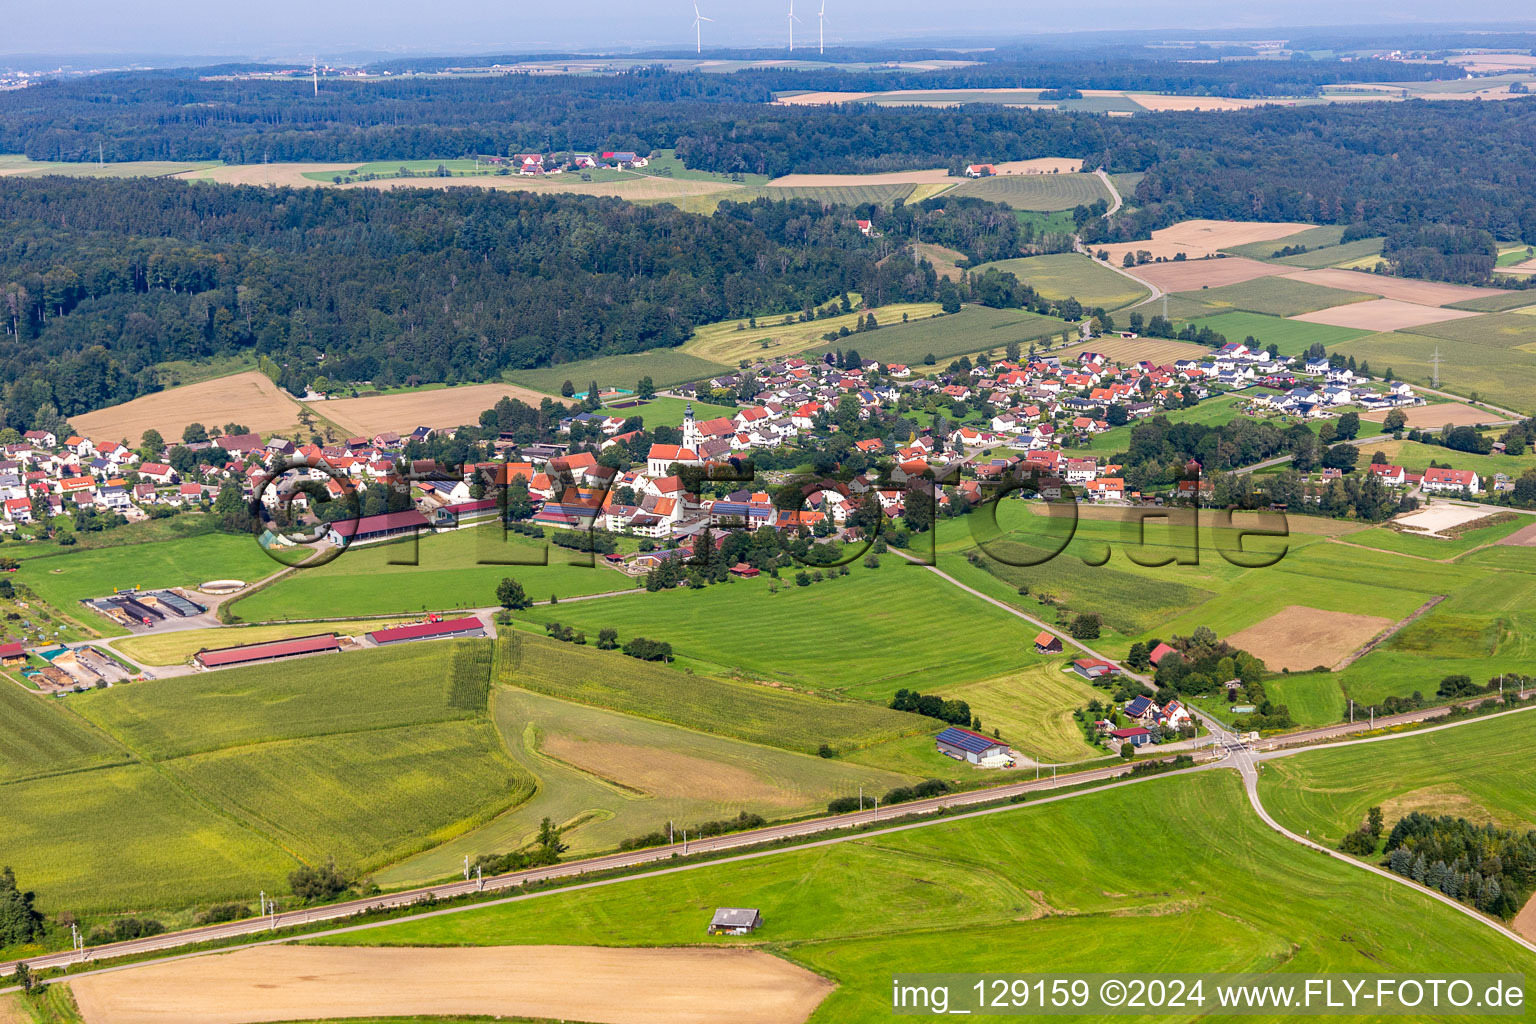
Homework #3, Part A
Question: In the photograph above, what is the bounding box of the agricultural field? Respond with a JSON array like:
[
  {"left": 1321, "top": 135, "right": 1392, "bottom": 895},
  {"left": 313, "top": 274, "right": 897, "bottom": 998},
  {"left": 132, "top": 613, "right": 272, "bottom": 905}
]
[
  {"left": 1259, "top": 712, "right": 1536, "bottom": 848},
  {"left": 0, "top": 154, "right": 220, "bottom": 178},
  {"left": 1117, "top": 255, "right": 1292, "bottom": 292},
  {"left": 1184, "top": 311, "right": 1372, "bottom": 355},
  {"left": 1401, "top": 310, "right": 1536, "bottom": 349},
  {"left": 1227, "top": 605, "right": 1394, "bottom": 673},
  {"left": 911, "top": 242, "right": 966, "bottom": 280},
  {"left": 1, "top": 640, "right": 517, "bottom": 913},
  {"left": 506, "top": 349, "right": 729, "bottom": 395},
  {"left": 1222, "top": 224, "right": 1348, "bottom": 260},
  {"left": 679, "top": 302, "right": 943, "bottom": 365},
  {"left": 508, "top": 565, "right": 1050, "bottom": 700},
  {"left": 945, "top": 172, "right": 1110, "bottom": 211},
  {"left": 977, "top": 253, "right": 1149, "bottom": 309},
  {"left": 0, "top": 682, "right": 129, "bottom": 783},
  {"left": 1173, "top": 276, "right": 1376, "bottom": 317},
  {"left": 112, "top": 617, "right": 426, "bottom": 666},
  {"left": 315, "top": 382, "right": 569, "bottom": 436},
  {"left": 69, "top": 370, "right": 304, "bottom": 447},
  {"left": 500, "top": 632, "right": 922, "bottom": 755},
  {"left": 72, "top": 641, "right": 493, "bottom": 759},
  {"left": 1054, "top": 335, "right": 1211, "bottom": 367},
  {"left": 1077, "top": 393, "right": 1250, "bottom": 453},
  {"left": 1274, "top": 236, "right": 1387, "bottom": 269},
  {"left": 382, "top": 686, "right": 912, "bottom": 881},
  {"left": 226, "top": 525, "right": 635, "bottom": 622},
  {"left": 1099, "top": 220, "right": 1313, "bottom": 265},
  {"left": 807, "top": 306, "right": 1071, "bottom": 366},
  {"left": 18, "top": 532, "right": 277, "bottom": 636},
  {"left": 601, "top": 396, "right": 736, "bottom": 429},
  {"left": 1291, "top": 297, "right": 1482, "bottom": 331},
  {"left": 1448, "top": 292, "right": 1536, "bottom": 313},
  {"left": 1330, "top": 330, "right": 1536, "bottom": 415},
  {"left": 929, "top": 665, "right": 1103, "bottom": 763},
  {"left": 1281, "top": 268, "right": 1508, "bottom": 306},
  {"left": 323, "top": 770, "right": 1536, "bottom": 1023}
]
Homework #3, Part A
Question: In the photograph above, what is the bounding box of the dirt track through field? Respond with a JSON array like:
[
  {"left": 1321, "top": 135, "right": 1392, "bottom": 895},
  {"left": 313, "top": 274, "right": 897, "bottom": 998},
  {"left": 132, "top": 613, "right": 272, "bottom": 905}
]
[
  {"left": 70, "top": 371, "right": 305, "bottom": 445},
  {"left": 69, "top": 944, "right": 835, "bottom": 1024},
  {"left": 1498, "top": 522, "right": 1536, "bottom": 547}
]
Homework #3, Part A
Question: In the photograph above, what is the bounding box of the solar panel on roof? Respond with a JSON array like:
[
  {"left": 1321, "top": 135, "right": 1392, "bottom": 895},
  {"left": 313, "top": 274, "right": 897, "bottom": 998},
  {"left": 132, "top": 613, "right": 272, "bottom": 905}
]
[{"left": 936, "top": 726, "right": 997, "bottom": 755}]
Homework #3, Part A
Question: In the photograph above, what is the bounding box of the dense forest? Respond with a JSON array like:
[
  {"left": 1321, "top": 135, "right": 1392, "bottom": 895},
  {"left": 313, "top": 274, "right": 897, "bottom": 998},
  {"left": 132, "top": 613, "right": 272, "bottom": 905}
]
[
  {"left": 0, "top": 178, "right": 1061, "bottom": 430},
  {"left": 5, "top": 70, "right": 1534, "bottom": 250}
]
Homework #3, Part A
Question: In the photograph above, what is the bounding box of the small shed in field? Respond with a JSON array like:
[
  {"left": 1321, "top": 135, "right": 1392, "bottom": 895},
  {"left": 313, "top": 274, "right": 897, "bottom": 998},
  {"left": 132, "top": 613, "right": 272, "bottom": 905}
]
[{"left": 708, "top": 908, "right": 762, "bottom": 935}]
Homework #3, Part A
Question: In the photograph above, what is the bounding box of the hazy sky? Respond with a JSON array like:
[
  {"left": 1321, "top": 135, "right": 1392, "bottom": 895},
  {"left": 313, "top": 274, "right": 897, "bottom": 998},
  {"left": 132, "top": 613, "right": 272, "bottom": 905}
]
[{"left": 9, "top": 2, "right": 1530, "bottom": 60}]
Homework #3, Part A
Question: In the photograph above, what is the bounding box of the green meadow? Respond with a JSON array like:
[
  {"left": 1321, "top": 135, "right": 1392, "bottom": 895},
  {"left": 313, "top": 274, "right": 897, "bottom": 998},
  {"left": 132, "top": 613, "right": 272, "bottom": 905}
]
[
  {"left": 601, "top": 395, "right": 735, "bottom": 428},
  {"left": 977, "top": 253, "right": 1150, "bottom": 310},
  {"left": 1172, "top": 276, "right": 1375, "bottom": 318},
  {"left": 228, "top": 527, "right": 636, "bottom": 622},
  {"left": 1259, "top": 711, "right": 1536, "bottom": 847},
  {"left": 506, "top": 348, "right": 729, "bottom": 394},
  {"left": 947, "top": 173, "right": 1112, "bottom": 211},
  {"left": 511, "top": 563, "right": 1047, "bottom": 700},
  {"left": 322, "top": 770, "right": 1536, "bottom": 1023},
  {"left": 1222, "top": 225, "right": 1348, "bottom": 260},
  {"left": 1185, "top": 311, "right": 1372, "bottom": 355},
  {"left": 1330, "top": 330, "right": 1536, "bottom": 416},
  {"left": 808, "top": 305, "right": 1072, "bottom": 366}
]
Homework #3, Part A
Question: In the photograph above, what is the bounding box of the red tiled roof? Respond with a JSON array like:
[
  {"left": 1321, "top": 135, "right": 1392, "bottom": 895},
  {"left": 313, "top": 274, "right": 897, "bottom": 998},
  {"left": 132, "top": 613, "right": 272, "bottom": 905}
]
[
  {"left": 195, "top": 634, "right": 339, "bottom": 668},
  {"left": 367, "top": 616, "right": 484, "bottom": 644}
]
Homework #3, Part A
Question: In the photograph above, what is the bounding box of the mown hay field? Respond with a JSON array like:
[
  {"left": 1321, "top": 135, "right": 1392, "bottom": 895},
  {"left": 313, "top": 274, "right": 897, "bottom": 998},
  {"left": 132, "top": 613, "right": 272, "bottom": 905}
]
[
  {"left": 681, "top": 301, "right": 942, "bottom": 365},
  {"left": 1222, "top": 225, "right": 1348, "bottom": 260},
  {"left": 932, "top": 665, "right": 1103, "bottom": 763},
  {"left": 500, "top": 632, "right": 923, "bottom": 755},
  {"left": 807, "top": 305, "right": 1071, "bottom": 365},
  {"left": 1054, "top": 335, "right": 1211, "bottom": 365},
  {"left": 1175, "top": 276, "right": 1377, "bottom": 317},
  {"left": 325, "top": 769, "right": 1536, "bottom": 1023},
  {"left": 317, "top": 382, "right": 570, "bottom": 436},
  {"left": 978, "top": 253, "right": 1149, "bottom": 309},
  {"left": 70, "top": 370, "right": 304, "bottom": 446},
  {"left": 946, "top": 172, "right": 1111, "bottom": 211}
]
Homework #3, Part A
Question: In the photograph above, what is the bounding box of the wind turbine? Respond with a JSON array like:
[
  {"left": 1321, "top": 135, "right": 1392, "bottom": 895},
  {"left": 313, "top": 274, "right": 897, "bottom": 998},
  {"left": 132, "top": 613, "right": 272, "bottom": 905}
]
[
  {"left": 818, "top": 0, "right": 827, "bottom": 55},
  {"left": 787, "top": 0, "right": 801, "bottom": 52},
  {"left": 691, "top": 2, "right": 712, "bottom": 54},
  {"left": 311, "top": 56, "right": 318, "bottom": 96}
]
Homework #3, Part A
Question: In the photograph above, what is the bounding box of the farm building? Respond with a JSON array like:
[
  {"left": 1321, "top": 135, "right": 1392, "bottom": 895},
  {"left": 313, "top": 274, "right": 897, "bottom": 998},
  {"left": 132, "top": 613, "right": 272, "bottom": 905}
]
[
  {"left": 430, "top": 498, "right": 500, "bottom": 527},
  {"left": 1148, "top": 642, "right": 1177, "bottom": 666},
  {"left": 1070, "top": 658, "right": 1120, "bottom": 680},
  {"left": 193, "top": 633, "right": 341, "bottom": 670},
  {"left": 326, "top": 509, "right": 430, "bottom": 546},
  {"left": 1110, "top": 726, "right": 1153, "bottom": 748},
  {"left": 366, "top": 616, "right": 486, "bottom": 645},
  {"left": 1033, "top": 631, "right": 1063, "bottom": 654},
  {"left": 0, "top": 642, "right": 26, "bottom": 666},
  {"left": 935, "top": 726, "right": 1010, "bottom": 765},
  {"left": 708, "top": 908, "right": 762, "bottom": 935}
]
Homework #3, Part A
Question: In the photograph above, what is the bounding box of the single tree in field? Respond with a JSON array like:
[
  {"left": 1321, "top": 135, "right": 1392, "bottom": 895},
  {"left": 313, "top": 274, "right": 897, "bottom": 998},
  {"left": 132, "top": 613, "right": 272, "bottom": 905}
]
[{"left": 496, "top": 577, "right": 531, "bottom": 610}]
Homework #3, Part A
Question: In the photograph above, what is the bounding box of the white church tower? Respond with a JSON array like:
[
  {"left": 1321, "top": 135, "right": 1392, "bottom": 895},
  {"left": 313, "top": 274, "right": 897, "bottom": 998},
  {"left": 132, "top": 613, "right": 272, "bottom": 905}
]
[{"left": 682, "top": 402, "right": 701, "bottom": 451}]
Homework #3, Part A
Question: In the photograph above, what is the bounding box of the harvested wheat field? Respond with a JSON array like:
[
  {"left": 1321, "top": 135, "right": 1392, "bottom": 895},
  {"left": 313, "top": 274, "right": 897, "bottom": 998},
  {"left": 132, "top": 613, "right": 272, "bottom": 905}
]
[
  {"left": 1112, "top": 256, "right": 1291, "bottom": 292},
  {"left": 349, "top": 175, "right": 741, "bottom": 203},
  {"left": 1514, "top": 892, "right": 1536, "bottom": 944},
  {"left": 1498, "top": 522, "right": 1536, "bottom": 547},
  {"left": 1289, "top": 298, "right": 1482, "bottom": 331},
  {"left": 174, "top": 164, "right": 353, "bottom": 187},
  {"left": 1227, "top": 605, "right": 1393, "bottom": 673},
  {"left": 72, "top": 372, "right": 303, "bottom": 446},
  {"left": 1360, "top": 402, "right": 1496, "bottom": 429},
  {"left": 1100, "top": 220, "right": 1313, "bottom": 265},
  {"left": 70, "top": 945, "right": 834, "bottom": 1024},
  {"left": 316, "top": 383, "right": 569, "bottom": 437},
  {"left": 1116, "top": 92, "right": 1297, "bottom": 111},
  {"left": 913, "top": 242, "right": 968, "bottom": 280},
  {"left": 1056, "top": 336, "right": 1211, "bottom": 364},
  {"left": 1281, "top": 269, "right": 1507, "bottom": 306}
]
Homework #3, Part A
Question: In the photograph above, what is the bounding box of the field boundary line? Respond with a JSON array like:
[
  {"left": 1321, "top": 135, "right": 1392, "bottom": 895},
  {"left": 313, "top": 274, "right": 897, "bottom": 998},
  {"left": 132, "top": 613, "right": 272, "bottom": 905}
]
[{"left": 1333, "top": 594, "right": 1445, "bottom": 670}]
